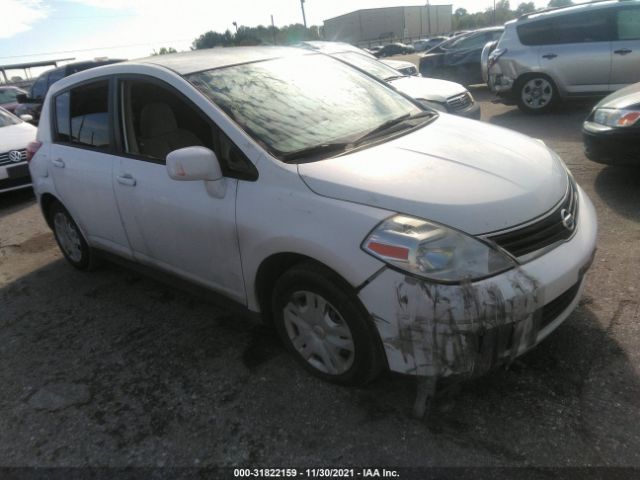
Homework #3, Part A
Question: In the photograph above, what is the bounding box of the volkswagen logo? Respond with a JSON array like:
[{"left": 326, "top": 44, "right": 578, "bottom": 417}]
[
  {"left": 8, "top": 150, "right": 22, "bottom": 163},
  {"left": 560, "top": 208, "right": 575, "bottom": 231}
]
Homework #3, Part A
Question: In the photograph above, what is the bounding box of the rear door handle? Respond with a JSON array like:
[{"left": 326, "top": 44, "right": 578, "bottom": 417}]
[
  {"left": 116, "top": 174, "right": 136, "bottom": 187},
  {"left": 51, "top": 158, "right": 65, "bottom": 168},
  {"left": 542, "top": 53, "right": 557, "bottom": 60},
  {"left": 614, "top": 48, "right": 632, "bottom": 55}
]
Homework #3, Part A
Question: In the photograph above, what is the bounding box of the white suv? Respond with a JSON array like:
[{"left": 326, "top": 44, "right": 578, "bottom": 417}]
[{"left": 29, "top": 47, "right": 597, "bottom": 385}]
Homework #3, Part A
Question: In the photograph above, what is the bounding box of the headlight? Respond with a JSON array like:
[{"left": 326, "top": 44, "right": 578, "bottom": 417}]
[
  {"left": 362, "top": 215, "right": 516, "bottom": 283},
  {"left": 418, "top": 99, "right": 447, "bottom": 112},
  {"left": 593, "top": 108, "right": 640, "bottom": 128}
]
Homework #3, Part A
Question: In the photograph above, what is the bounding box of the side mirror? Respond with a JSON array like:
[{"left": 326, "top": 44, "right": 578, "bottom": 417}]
[
  {"left": 166, "top": 146, "right": 222, "bottom": 181},
  {"left": 16, "top": 93, "right": 27, "bottom": 104},
  {"left": 19, "top": 114, "right": 33, "bottom": 123}
]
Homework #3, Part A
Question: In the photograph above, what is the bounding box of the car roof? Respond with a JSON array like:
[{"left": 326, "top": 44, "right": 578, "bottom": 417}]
[
  {"left": 127, "top": 46, "right": 310, "bottom": 76},
  {"left": 517, "top": 0, "right": 636, "bottom": 22}
]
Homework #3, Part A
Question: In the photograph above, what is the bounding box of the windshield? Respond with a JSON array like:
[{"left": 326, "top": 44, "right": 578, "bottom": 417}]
[
  {"left": 0, "top": 108, "right": 20, "bottom": 127},
  {"left": 0, "top": 88, "right": 20, "bottom": 104},
  {"left": 188, "top": 54, "right": 422, "bottom": 159},
  {"left": 332, "top": 51, "right": 403, "bottom": 81}
]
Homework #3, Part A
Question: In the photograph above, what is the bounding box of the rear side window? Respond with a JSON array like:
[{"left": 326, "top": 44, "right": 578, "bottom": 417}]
[
  {"left": 518, "top": 11, "right": 613, "bottom": 45},
  {"left": 617, "top": 7, "right": 640, "bottom": 40},
  {"left": 54, "top": 80, "right": 110, "bottom": 149}
]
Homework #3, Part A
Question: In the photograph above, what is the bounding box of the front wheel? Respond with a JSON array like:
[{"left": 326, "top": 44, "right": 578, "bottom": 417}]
[
  {"left": 516, "top": 75, "right": 557, "bottom": 114},
  {"left": 272, "top": 262, "right": 385, "bottom": 385}
]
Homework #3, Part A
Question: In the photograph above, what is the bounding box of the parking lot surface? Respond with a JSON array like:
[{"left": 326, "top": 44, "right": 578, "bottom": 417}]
[{"left": 1, "top": 87, "right": 640, "bottom": 469}]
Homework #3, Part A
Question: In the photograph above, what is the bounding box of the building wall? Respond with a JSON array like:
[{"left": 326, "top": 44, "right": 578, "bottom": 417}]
[{"left": 323, "top": 5, "right": 452, "bottom": 45}]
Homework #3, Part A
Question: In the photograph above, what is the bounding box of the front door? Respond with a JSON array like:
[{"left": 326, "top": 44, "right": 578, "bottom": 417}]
[{"left": 111, "top": 77, "right": 246, "bottom": 303}]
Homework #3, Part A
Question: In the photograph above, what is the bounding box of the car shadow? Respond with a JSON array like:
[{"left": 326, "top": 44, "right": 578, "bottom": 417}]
[
  {"left": 0, "top": 187, "right": 35, "bottom": 218},
  {"left": 594, "top": 165, "right": 640, "bottom": 223},
  {"left": 2, "top": 255, "right": 639, "bottom": 466}
]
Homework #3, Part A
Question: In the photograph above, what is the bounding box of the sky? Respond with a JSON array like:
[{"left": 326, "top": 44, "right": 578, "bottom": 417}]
[{"left": 1, "top": 0, "right": 560, "bottom": 69}]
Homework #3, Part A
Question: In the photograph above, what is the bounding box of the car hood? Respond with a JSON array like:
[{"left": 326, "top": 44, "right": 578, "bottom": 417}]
[
  {"left": 0, "top": 121, "right": 36, "bottom": 152},
  {"left": 594, "top": 82, "right": 640, "bottom": 110},
  {"left": 389, "top": 76, "right": 467, "bottom": 103},
  {"left": 298, "top": 114, "right": 568, "bottom": 235}
]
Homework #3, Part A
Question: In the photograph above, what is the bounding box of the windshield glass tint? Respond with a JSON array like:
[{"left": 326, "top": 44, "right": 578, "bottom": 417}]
[
  {"left": 188, "top": 54, "right": 420, "bottom": 157},
  {"left": 333, "top": 52, "right": 402, "bottom": 80},
  {"left": 0, "top": 108, "right": 20, "bottom": 127}
]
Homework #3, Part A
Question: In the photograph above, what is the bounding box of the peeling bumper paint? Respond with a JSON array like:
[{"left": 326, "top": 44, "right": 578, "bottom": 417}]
[{"left": 359, "top": 186, "right": 598, "bottom": 377}]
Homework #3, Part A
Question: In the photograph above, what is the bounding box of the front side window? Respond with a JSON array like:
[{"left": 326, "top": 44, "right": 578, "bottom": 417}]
[
  {"left": 119, "top": 79, "right": 255, "bottom": 178},
  {"left": 188, "top": 54, "right": 422, "bottom": 160},
  {"left": 617, "top": 7, "right": 640, "bottom": 40},
  {"left": 54, "top": 80, "right": 109, "bottom": 149}
]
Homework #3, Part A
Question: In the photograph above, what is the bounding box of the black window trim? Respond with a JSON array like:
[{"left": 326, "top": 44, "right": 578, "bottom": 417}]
[
  {"left": 50, "top": 75, "right": 116, "bottom": 154},
  {"left": 111, "top": 73, "right": 258, "bottom": 182}
]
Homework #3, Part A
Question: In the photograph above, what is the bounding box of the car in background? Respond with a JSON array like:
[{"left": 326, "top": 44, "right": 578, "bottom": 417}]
[
  {"left": 488, "top": 0, "right": 640, "bottom": 113},
  {"left": 0, "top": 107, "right": 36, "bottom": 193},
  {"left": 30, "top": 46, "right": 596, "bottom": 387},
  {"left": 419, "top": 27, "right": 504, "bottom": 86},
  {"left": 298, "top": 42, "right": 479, "bottom": 118},
  {"left": 0, "top": 86, "right": 27, "bottom": 113},
  {"left": 373, "top": 43, "right": 415, "bottom": 57},
  {"left": 15, "top": 58, "right": 124, "bottom": 124},
  {"left": 583, "top": 82, "right": 640, "bottom": 164},
  {"left": 413, "top": 37, "right": 448, "bottom": 52},
  {"left": 380, "top": 59, "right": 418, "bottom": 76}
]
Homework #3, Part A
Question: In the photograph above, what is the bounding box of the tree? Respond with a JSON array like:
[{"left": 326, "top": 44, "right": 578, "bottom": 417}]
[
  {"left": 548, "top": 0, "right": 573, "bottom": 7},
  {"left": 515, "top": 2, "right": 536, "bottom": 16},
  {"left": 152, "top": 47, "right": 177, "bottom": 56},
  {"left": 454, "top": 8, "right": 468, "bottom": 17},
  {"left": 191, "top": 23, "right": 320, "bottom": 50}
]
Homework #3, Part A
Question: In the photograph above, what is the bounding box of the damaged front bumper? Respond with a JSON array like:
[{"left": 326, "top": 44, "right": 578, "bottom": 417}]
[{"left": 358, "top": 186, "right": 597, "bottom": 378}]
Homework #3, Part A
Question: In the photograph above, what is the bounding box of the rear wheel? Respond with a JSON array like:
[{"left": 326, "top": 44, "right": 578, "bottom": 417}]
[
  {"left": 49, "top": 202, "right": 97, "bottom": 270},
  {"left": 517, "top": 75, "right": 557, "bottom": 114},
  {"left": 272, "top": 262, "right": 384, "bottom": 385}
]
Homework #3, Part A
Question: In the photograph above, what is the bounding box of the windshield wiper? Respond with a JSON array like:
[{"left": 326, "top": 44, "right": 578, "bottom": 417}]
[
  {"left": 353, "top": 111, "right": 435, "bottom": 146},
  {"left": 280, "top": 142, "right": 350, "bottom": 162}
]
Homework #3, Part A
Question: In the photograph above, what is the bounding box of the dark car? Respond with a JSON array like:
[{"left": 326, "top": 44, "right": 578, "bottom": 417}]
[
  {"left": 419, "top": 27, "right": 504, "bottom": 86},
  {"left": 583, "top": 82, "right": 640, "bottom": 165},
  {"left": 0, "top": 86, "right": 27, "bottom": 113},
  {"left": 373, "top": 43, "right": 415, "bottom": 58},
  {"left": 15, "top": 59, "right": 123, "bottom": 125}
]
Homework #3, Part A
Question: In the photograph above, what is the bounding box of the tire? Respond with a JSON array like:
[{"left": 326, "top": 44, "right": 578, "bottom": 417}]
[
  {"left": 271, "top": 262, "right": 385, "bottom": 386},
  {"left": 516, "top": 74, "right": 558, "bottom": 114},
  {"left": 48, "top": 202, "right": 98, "bottom": 271}
]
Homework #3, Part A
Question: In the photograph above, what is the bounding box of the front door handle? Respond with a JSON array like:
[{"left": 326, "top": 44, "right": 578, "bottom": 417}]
[
  {"left": 542, "top": 53, "right": 557, "bottom": 60},
  {"left": 51, "top": 158, "right": 65, "bottom": 168},
  {"left": 614, "top": 48, "right": 632, "bottom": 55},
  {"left": 116, "top": 174, "right": 136, "bottom": 187}
]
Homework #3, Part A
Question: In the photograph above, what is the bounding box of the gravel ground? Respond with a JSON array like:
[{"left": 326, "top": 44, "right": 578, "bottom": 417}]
[{"left": 1, "top": 87, "right": 639, "bottom": 471}]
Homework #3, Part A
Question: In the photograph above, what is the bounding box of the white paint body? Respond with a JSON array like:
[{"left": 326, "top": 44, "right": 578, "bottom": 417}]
[
  {"left": 0, "top": 118, "right": 36, "bottom": 190},
  {"left": 30, "top": 51, "right": 598, "bottom": 377}
]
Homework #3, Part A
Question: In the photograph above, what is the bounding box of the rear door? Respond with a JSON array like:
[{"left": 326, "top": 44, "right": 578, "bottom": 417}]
[
  {"left": 534, "top": 10, "right": 613, "bottom": 94},
  {"left": 610, "top": 4, "right": 640, "bottom": 90},
  {"left": 49, "top": 79, "right": 131, "bottom": 256}
]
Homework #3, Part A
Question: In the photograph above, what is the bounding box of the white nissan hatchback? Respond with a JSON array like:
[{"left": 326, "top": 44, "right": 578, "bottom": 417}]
[{"left": 29, "top": 47, "right": 597, "bottom": 385}]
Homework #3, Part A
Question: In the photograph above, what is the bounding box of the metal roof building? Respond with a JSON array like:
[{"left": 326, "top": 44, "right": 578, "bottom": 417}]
[{"left": 323, "top": 4, "right": 453, "bottom": 45}]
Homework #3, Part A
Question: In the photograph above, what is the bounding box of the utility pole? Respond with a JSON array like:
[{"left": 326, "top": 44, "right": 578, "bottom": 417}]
[
  {"left": 300, "top": 0, "right": 307, "bottom": 28},
  {"left": 271, "top": 15, "right": 277, "bottom": 44},
  {"left": 493, "top": 0, "right": 496, "bottom": 25}
]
